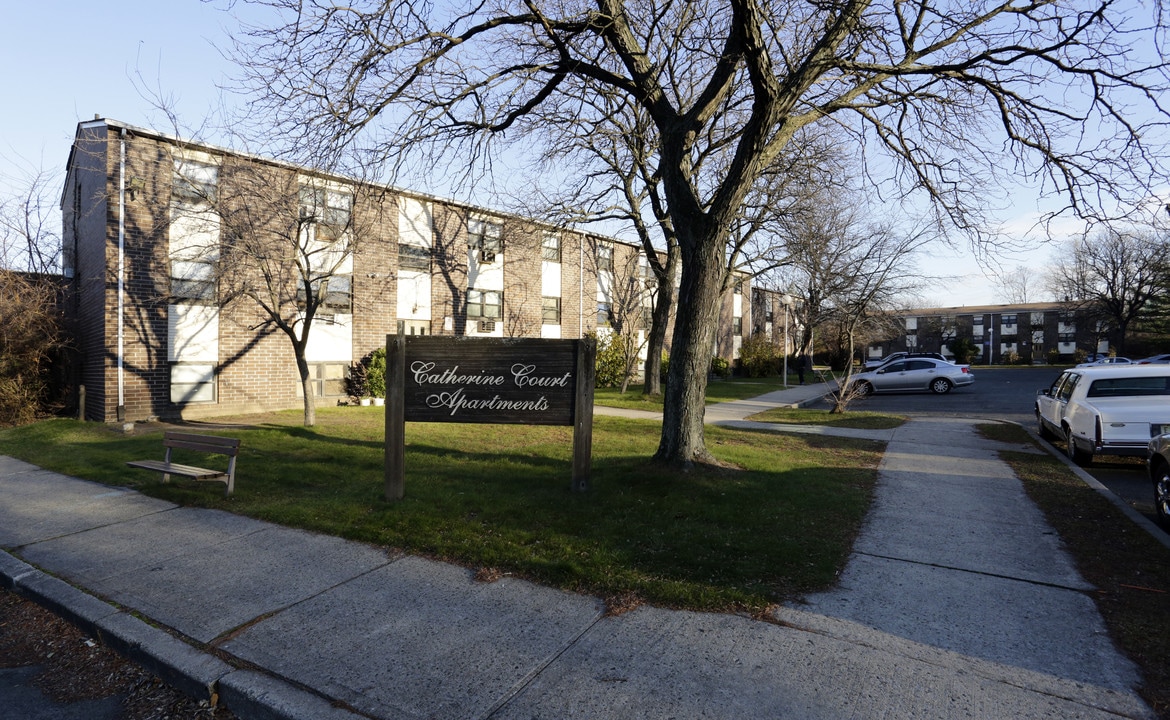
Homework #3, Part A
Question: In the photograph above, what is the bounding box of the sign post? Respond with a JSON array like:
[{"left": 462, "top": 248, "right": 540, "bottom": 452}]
[{"left": 384, "top": 326, "right": 595, "bottom": 501}]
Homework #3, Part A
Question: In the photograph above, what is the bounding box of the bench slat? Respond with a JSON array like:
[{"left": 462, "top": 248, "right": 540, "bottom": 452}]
[{"left": 125, "top": 459, "right": 227, "bottom": 480}]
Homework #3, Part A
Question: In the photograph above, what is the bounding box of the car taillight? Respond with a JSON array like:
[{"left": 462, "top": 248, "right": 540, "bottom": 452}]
[{"left": 961, "top": 367, "right": 969, "bottom": 373}]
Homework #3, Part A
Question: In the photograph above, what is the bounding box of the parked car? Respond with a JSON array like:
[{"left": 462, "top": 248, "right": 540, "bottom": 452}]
[
  {"left": 1150, "top": 433, "right": 1170, "bottom": 528},
  {"left": 1136, "top": 353, "right": 1170, "bottom": 365},
  {"left": 1075, "top": 356, "right": 1132, "bottom": 368},
  {"left": 1036, "top": 365, "right": 1170, "bottom": 464},
  {"left": 850, "top": 358, "right": 973, "bottom": 396},
  {"left": 863, "top": 351, "right": 946, "bottom": 371}
]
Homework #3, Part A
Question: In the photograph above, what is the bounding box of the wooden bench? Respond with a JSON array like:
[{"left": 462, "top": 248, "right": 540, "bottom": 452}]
[{"left": 126, "top": 431, "right": 240, "bottom": 496}]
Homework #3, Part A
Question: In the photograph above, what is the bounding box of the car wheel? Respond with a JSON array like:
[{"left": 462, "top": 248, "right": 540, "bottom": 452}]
[
  {"left": 1154, "top": 461, "right": 1170, "bottom": 529},
  {"left": 1036, "top": 411, "right": 1053, "bottom": 440},
  {"left": 1064, "top": 426, "right": 1092, "bottom": 465},
  {"left": 853, "top": 380, "right": 873, "bottom": 397},
  {"left": 929, "top": 378, "right": 952, "bottom": 394}
]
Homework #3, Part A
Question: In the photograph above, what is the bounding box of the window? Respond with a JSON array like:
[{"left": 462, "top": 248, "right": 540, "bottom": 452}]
[
  {"left": 297, "top": 362, "right": 350, "bottom": 399},
  {"left": 733, "top": 317, "right": 742, "bottom": 336},
  {"left": 172, "top": 159, "right": 218, "bottom": 204},
  {"left": 469, "top": 218, "right": 503, "bottom": 263},
  {"left": 597, "top": 243, "right": 614, "bottom": 272},
  {"left": 170, "top": 364, "right": 215, "bottom": 404},
  {"left": 300, "top": 184, "right": 352, "bottom": 243},
  {"left": 733, "top": 279, "right": 743, "bottom": 295},
  {"left": 1087, "top": 376, "right": 1170, "bottom": 398},
  {"left": 297, "top": 275, "right": 352, "bottom": 314},
  {"left": 1001, "top": 314, "right": 1017, "bottom": 325},
  {"left": 597, "top": 301, "right": 612, "bottom": 326},
  {"left": 466, "top": 289, "right": 502, "bottom": 319},
  {"left": 542, "top": 233, "right": 561, "bottom": 262},
  {"left": 765, "top": 308, "right": 774, "bottom": 323},
  {"left": 399, "top": 243, "right": 430, "bottom": 270},
  {"left": 171, "top": 260, "right": 216, "bottom": 301},
  {"left": 542, "top": 296, "right": 561, "bottom": 325}
]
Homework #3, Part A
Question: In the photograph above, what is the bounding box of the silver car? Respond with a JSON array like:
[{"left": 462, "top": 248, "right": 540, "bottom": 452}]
[{"left": 850, "top": 358, "right": 975, "bottom": 396}]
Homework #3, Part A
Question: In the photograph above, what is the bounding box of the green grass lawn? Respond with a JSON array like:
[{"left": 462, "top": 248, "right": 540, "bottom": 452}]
[{"left": 0, "top": 409, "right": 884, "bottom": 614}]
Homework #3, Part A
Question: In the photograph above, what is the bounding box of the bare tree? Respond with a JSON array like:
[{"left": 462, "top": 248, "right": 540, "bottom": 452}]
[
  {"left": 1046, "top": 228, "right": 1170, "bottom": 353},
  {"left": 994, "top": 265, "right": 1038, "bottom": 305},
  {"left": 230, "top": 0, "right": 1170, "bottom": 465},
  {"left": 0, "top": 161, "right": 61, "bottom": 274},
  {"left": 777, "top": 195, "right": 934, "bottom": 411},
  {"left": 0, "top": 162, "right": 66, "bottom": 424}
]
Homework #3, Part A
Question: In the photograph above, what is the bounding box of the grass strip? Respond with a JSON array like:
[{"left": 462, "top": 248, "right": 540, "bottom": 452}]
[
  {"left": 977, "top": 422, "right": 1170, "bottom": 719},
  {"left": 0, "top": 409, "right": 883, "bottom": 613}
]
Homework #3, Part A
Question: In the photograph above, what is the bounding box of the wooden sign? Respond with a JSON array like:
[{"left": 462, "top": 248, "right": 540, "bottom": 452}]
[{"left": 384, "top": 325, "right": 596, "bottom": 500}]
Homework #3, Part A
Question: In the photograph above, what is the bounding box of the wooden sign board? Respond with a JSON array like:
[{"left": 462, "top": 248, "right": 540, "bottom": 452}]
[{"left": 384, "top": 327, "right": 596, "bottom": 500}]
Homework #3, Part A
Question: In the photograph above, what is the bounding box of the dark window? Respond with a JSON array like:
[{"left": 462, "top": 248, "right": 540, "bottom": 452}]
[
  {"left": 733, "top": 317, "right": 742, "bottom": 336},
  {"left": 469, "top": 219, "right": 503, "bottom": 263},
  {"left": 597, "top": 302, "right": 612, "bottom": 326},
  {"left": 398, "top": 244, "right": 431, "bottom": 270},
  {"left": 1087, "top": 376, "right": 1170, "bottom": 397},
  {"left": 297, "top": 275, "right": 352, "bottom": 313}
]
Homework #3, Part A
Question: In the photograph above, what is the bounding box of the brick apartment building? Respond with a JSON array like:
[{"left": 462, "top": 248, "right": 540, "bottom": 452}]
[
  {"left": 61, "top": 119, "right": 758, "bottom": 423},
  {"left": 866, "top": 302, "right": 1115, "bottom": 364}
]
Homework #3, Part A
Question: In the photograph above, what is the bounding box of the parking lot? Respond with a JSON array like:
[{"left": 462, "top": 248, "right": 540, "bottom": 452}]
[{"left": 819, "top": 365, "right": 1161, "bottom": 530}]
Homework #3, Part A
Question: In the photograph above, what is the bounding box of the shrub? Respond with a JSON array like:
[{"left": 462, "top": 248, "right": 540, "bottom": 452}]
[
  {"left": 738, "top": 333, "right": 778, "bottom": 377},
  {"left": 592, "top": 332, "right": 632, "bottom": 388},
  {"left": 710, "top": 356, "right": 731, "bottom": 378},
  {"left": 659, "top": 352, "right": 670, "bottom": 383},
  {"left": 1002, "top": 350, "right": 1021, "bottom": 365},
  {"left": 365, "top": 348, "right": 387, "bottom": 398},
  {"left": 0, "top": 271, "right": 63, "bottom": 427},
  {"left": 1047, "top": 348, "right": 1061, "bottom": 365}
]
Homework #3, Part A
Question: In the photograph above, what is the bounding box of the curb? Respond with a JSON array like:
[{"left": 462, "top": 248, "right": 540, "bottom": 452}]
[
  {"left": 0, "top": 550, "right": 366, "bottom": 720},
  {"left": 1015, "top": 424, "right": 1170, "bottom": 551}
]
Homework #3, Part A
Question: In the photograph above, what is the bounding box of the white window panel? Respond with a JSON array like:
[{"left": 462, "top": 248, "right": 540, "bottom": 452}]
[
  {"left": 597, "top": 270, "right": 614, "bottom": 302},
  {"left": 542, "top": 261, "right": 562, "bottom": 297},
  {"left": 168, "top": 305, "right": 219, "bottom": 363},
  {"left": 399, "top": 197, "right": 433, "bottom": 248},
  {"left": 397, "top": 269, "right": 432, "bottom": 319},
  {"left": 905, "top": 317, "right": 918, "bottom": 331},
  {"left": 540, "top": 324, "right": 562, "bottom": 339},
  {"left": 304, "top": 313, "right": 352, "bottom": 362},
  {"left": 169, "top": 207, "right": 220, "bottom": 261}
]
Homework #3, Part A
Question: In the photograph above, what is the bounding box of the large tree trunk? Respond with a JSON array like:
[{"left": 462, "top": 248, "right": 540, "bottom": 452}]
[
  {"left": 654, "top": 237, "right": 726, "bottom": 466},
  {"left": 642, "top": 248, "right": 679, "bottom": 397}
]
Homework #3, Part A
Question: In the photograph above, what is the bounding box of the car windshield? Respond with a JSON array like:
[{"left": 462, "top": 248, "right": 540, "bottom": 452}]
[{"left": 1085, "top": 376, "right": 1170, "bottom": 397}]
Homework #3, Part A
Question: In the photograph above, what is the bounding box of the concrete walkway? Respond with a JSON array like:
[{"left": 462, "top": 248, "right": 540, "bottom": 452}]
[{"left": 0, "top": 386, "right": 1154, "bottom": 720}]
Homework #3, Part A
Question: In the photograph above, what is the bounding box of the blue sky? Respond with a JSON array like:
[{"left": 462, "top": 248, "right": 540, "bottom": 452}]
[{"left": 0, "top": 0, "right": 1074, "bottom": 307}]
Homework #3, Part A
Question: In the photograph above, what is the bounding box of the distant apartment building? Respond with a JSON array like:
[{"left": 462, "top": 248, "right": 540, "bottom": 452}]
[
  {"left": 865, "top": 302, "right": 1114, "bottom": 364},
  {"left": 61, "top": 119, "right": 752, "bottom": 423}
]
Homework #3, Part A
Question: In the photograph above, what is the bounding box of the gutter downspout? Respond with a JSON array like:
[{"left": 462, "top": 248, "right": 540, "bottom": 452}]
[{"left": 117, "top": 129, "right": 126, "bottom": 422}]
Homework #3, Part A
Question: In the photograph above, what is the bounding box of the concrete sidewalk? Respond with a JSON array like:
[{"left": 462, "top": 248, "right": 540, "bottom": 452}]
[{"left": 0, "top": 390, "right": 1154, "bottom": 719}]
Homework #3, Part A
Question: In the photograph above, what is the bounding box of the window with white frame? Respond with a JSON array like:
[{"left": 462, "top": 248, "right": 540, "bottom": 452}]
[
  {"left": 172, "top": 159, "right": 218, "bottom": 204},
  {"left": 597, "top": 242, "right": 614, "bottom": 272},
  {"left": 299, "top": 183, "right": 352, "bottom": 244},
  {"left": 597, "top": 301, "right": 612, "bottom": 326},
  {"left": 469, "top": 218, "right": 503, "bottom": 263},
  {"left": 542, "top": 296, "right": 561, "bottom": 325},
  {"left": 170, "top": 158, "right": 220, "bottom": 303},
  {"left": 398, "top": 243, "right": 430, "bottom": 270},
  {"left": 541, "top": 232, "right": 561, "bottom": 262},
  {"left": 466, "top": 289, "right": 502, "bottom": 320}
]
